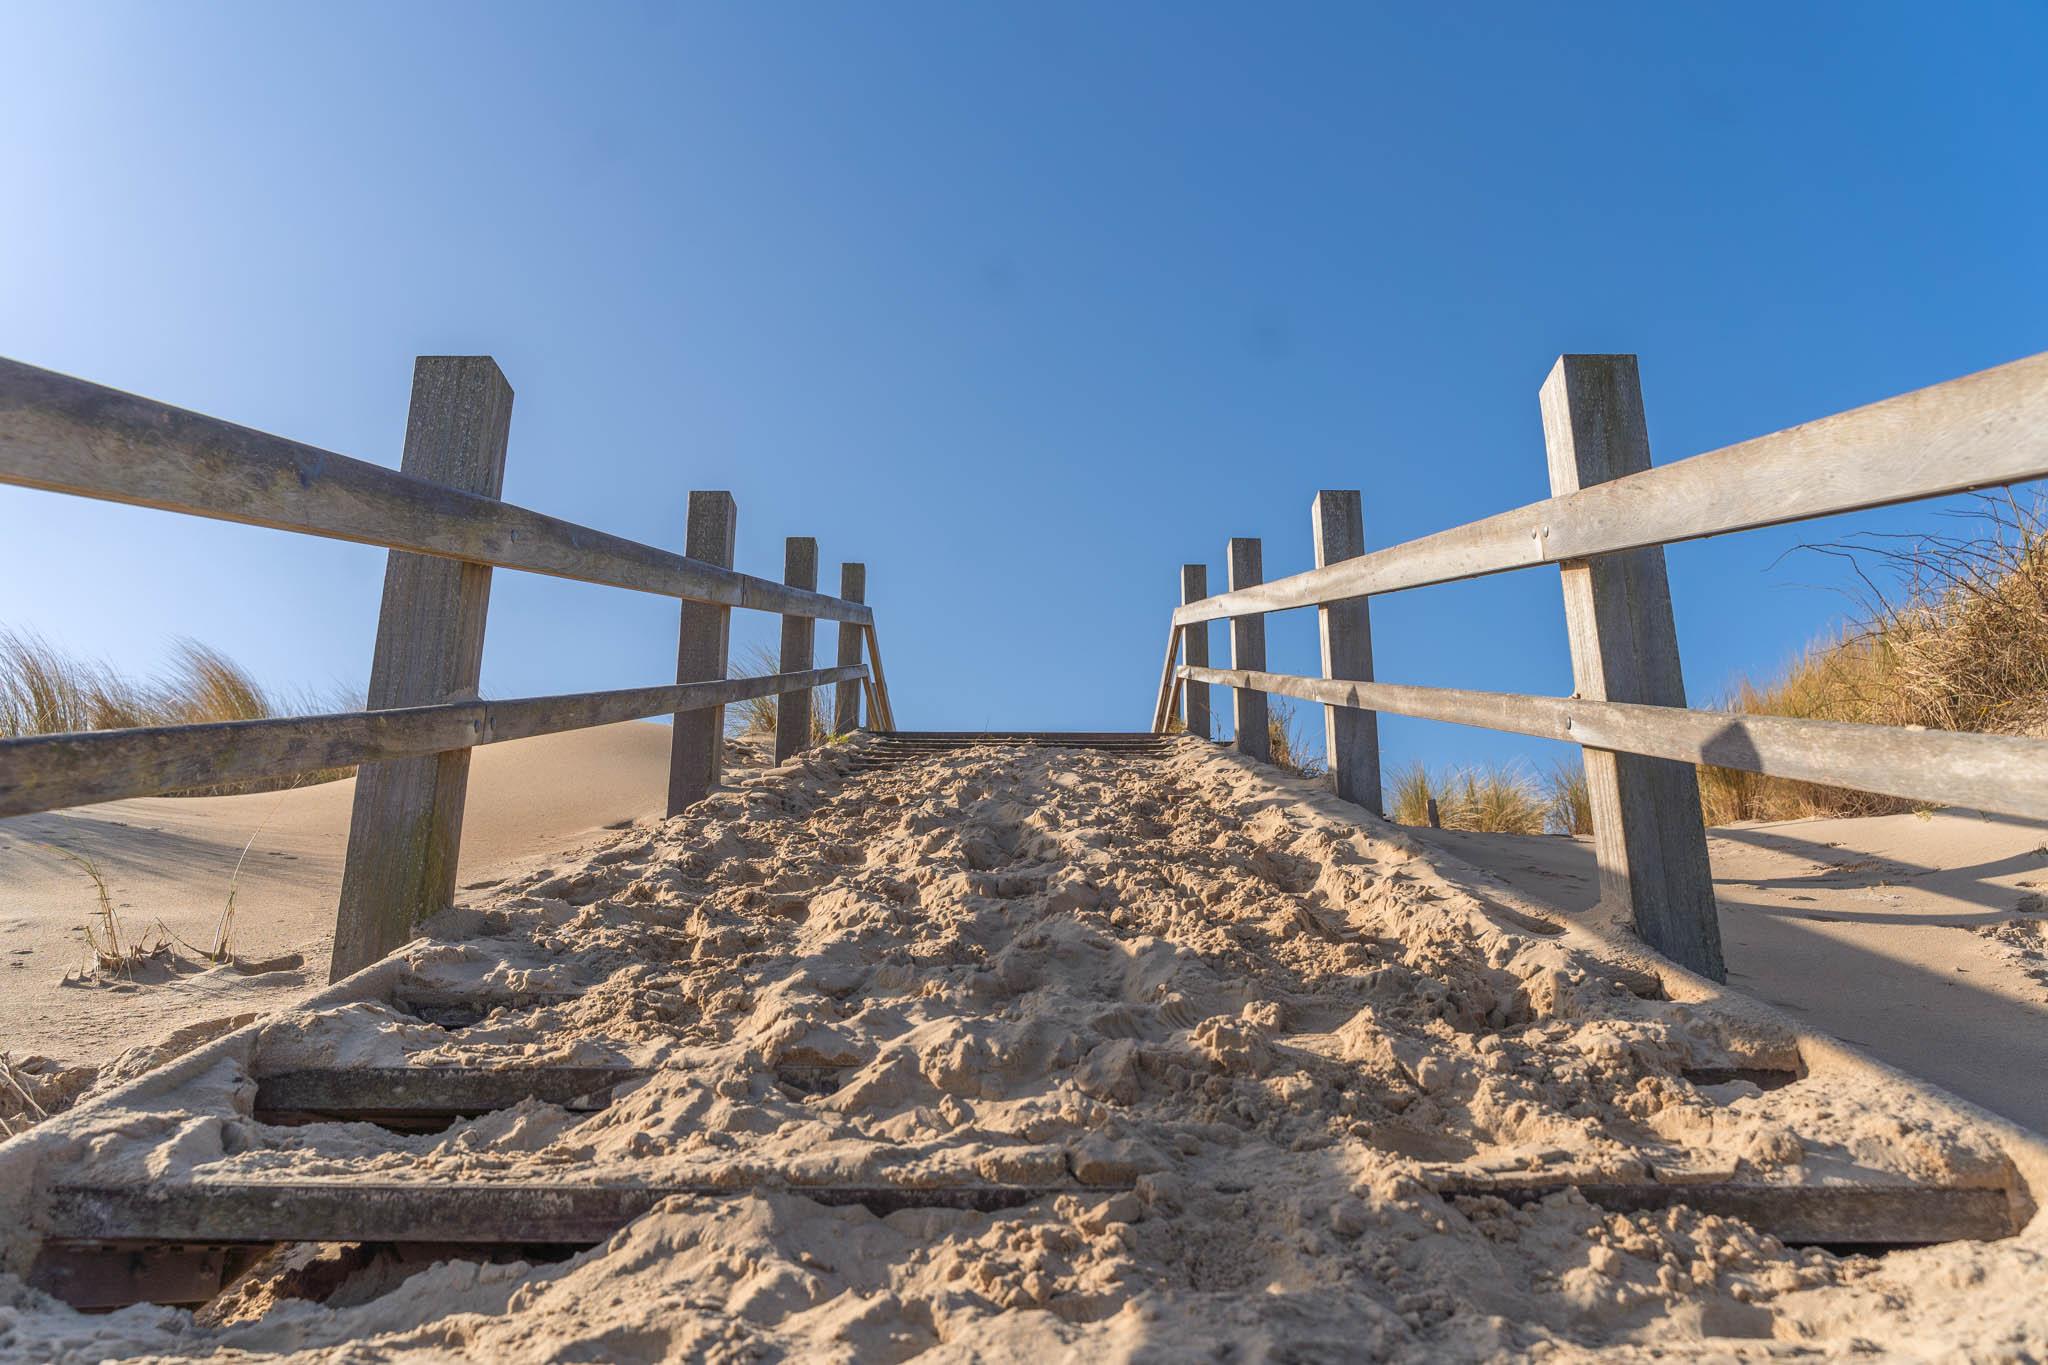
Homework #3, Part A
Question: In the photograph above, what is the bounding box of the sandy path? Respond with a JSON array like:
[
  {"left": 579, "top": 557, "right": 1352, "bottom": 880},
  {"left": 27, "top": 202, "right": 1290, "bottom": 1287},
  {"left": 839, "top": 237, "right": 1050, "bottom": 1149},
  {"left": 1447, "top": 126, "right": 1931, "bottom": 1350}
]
[
  {"left": 3, "top": 738, "right": 2042, "bottom": 1361},
  {"left": 1406, "top": 810, "right": 2048, "bottom": 1135},
  {"left": 0, "top": 722, "right": 683, "bottom": 1071}
]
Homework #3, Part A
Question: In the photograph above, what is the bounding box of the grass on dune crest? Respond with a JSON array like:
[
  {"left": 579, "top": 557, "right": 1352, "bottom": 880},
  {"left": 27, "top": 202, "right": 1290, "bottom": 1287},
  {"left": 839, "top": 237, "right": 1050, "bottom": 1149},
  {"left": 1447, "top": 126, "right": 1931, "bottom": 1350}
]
[
  {"left": 1699, "top": 493, "right": 2048, "bottom": 823},
  {"left": 1391, "top": 761, "right": 1557, "bottom": 835},
  {"left": 0, "top": 629, "right": 359, "bottom": 794},
  {"left": 728, "top": 643, "right": 834, "bottom": 746}
]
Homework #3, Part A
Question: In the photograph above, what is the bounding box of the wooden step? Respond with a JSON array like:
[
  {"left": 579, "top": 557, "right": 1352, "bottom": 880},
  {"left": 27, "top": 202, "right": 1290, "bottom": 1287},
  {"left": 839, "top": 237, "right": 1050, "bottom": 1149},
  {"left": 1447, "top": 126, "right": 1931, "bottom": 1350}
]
[
  {"left": 253, "top": 1063, "right": 855, "bottom": 1129},
  {"left": 42, "top": 1178, "right": 1111, "bottom": 1246},
  {"left": 1432, "top": 1177, "right": 2016, "bottom": 1247}
]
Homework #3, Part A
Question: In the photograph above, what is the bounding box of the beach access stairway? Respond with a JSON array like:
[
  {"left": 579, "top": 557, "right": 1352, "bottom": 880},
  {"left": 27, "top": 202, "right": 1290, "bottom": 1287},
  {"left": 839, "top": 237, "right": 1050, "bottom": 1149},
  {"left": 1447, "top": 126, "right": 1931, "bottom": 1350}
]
[{"left": 4, "top": 346, "right": 2048, "bottom": 1308}]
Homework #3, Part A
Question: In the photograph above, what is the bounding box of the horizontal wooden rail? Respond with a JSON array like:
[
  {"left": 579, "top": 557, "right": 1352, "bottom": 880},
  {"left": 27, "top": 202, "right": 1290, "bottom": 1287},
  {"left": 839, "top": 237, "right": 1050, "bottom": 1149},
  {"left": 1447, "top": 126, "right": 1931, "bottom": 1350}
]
[
  {"left": 0, "top": 357, "right": 872, "bottom": 625},
  {"left": 0, "top": 664, "right": 867, "bottom": 818},
  {"left": 1182, "top": 665, "right": 2048, "bottom": 822},
  {"left": 1176, "top": 349, "right": 2048, "bottom": 625}
]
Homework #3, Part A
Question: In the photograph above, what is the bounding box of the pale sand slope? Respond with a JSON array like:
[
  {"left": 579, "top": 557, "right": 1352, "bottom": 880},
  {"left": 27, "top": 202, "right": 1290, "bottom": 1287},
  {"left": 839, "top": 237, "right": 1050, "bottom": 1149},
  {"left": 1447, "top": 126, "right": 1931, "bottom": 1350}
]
[
  {"left": 2, "top": 739, "right": 2041, "bottom": 1361},
  {"left": 1406, "top": 810, "right": 2048, "bottom": 1135},
  {"left": 0, "top": 721, "right": 686, "bottom": 1073}
]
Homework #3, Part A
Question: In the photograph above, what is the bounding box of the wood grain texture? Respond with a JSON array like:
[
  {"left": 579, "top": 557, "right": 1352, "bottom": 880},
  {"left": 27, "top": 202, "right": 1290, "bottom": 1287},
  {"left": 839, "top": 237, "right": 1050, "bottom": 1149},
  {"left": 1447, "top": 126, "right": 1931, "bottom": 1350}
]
[
  {"left": 1312, "top": 491, "right": 1381, "bottom": 813},
  {"left": 1149, "top": 621, "right": 1183, "bottom": 734},
  {"left": 43, "top": 1179, "right": 1115, "bottom": 1244},
  {"left": 1542, "top": 355, "right": 1723, "bottom": 982},
  {"left": 1177, "top": 666, "right": 2048, "bottom": 823},
  {"left": 1228, "top": 538, "right": 1271, "bottom": 762},
  {"left": 0, "top": 666, "right": 868, "bottom": 819},
  {"left": 834, "top": 563, "right": 866, "bottom": 736},
  {"left": 668, "top": 491, "right": 737, "bottom": 815},
  {"left": 1180, "top": 565, "right": 1211, "bottom": 740},
  {"left": 332, "top": 358, "right": 511, "bottom": 982},
  {"left": 775, "top": 538, "right": 820, "bottom": 764},
  {"left": 1175, "top": 348, "right": 2048, "bottom": 625},
  {"left": 0, "top": 355, "right": 872, "bottom": 624},
  {"left": 862, "top": 623, "right": 898, "bottom": 732}
]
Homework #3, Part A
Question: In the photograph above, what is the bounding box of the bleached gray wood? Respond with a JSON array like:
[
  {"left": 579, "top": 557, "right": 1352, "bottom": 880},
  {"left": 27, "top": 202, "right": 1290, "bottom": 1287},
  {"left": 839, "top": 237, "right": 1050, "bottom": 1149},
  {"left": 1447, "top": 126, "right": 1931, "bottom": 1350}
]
[
  {"left": 775, "top": 538, "right": 819, "bottom": 764},
  {"left": 1228, "top": 538, "right": 1271, "bottom": 763},
  {"left": 834, "top": 563, "right": 866, "bottom": 736},
  {"left": 1172, "top": 348, "right": 2048, "bottom": 625},
  {"left": 1149, "top": 621, "right": 1183, "bottom": 734},
  {"left": 862, "top": 623, "right": 898, "bottom": 732},
  {"left": 667, "top": 491, "right": 737, "bottom": 815},
  {"left": 38, "top": 1176, "right": 2009, "bottom": 1251},
  {"left": 1542, "top": 355, "right": 1722, "bottom": 981},
  {"left": 1180, "top": 566, "right": 1211, "bottom": 739},
  {"left": 41, "top": 1179, "right": 1112, "bottom": 1246},
  {"left": 1177, "top": 665, "right": 2048, "bottom": 822},
  {"left": 332, "top": 358, "right": 511, "bottom": 982},
  {"left": 0, "top": 356, "right": 872, "bottom": 625},
  {"left": 0, "top": 666, "right": 868, "bottom": 818},
  {"left": 1312, "top": 491, "right": 1381, "bottom": 813}
]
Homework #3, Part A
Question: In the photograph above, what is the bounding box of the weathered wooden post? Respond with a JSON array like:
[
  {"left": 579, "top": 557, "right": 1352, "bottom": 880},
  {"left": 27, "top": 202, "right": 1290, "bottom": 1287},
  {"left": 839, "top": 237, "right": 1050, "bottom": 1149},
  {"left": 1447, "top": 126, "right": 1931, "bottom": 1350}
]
[
  {"left": 1180, "top": 564, "right": 1211, "bottom": 740},
  {"left": 1540, "top": 354, "right": 1725, "bottom": 981},
  {"left": 1312, "top": 490, "right": 1382, "bottom": 813},
  {"left": 834, "top": 562, "right": 865, "bottom": 735},
  {"left": 666, "top": 490, "right": 737, "bottom": 815},
  {"left": 331, "top": 357, "right": 512, "bottom": 981},
  {"left": 1228, "top": 537, "right": 1271, "bottom": 763},
  {"left": 775, "top": 536, "right": 819, "bottom": 764}
]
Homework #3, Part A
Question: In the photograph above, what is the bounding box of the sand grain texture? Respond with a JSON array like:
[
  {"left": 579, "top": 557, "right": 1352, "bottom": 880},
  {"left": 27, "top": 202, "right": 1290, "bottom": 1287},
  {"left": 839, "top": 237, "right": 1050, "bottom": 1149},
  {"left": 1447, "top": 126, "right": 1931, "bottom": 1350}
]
[{"left": 0, "top": 736, "right": 2043, "bottom": 1361}]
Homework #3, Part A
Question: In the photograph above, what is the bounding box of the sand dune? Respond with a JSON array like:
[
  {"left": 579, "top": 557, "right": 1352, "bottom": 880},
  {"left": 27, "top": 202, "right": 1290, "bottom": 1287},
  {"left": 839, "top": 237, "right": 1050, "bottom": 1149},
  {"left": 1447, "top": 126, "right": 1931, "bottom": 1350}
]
[
  {"left": 1408, "top": 808, "right": 2048, "bottom": 1135},
  {"left": 0, "top": 721, "right": 686, "bottom": 1076},
  {"left": 2, "top": 736, "right": 2042, "bottom": 1360}
]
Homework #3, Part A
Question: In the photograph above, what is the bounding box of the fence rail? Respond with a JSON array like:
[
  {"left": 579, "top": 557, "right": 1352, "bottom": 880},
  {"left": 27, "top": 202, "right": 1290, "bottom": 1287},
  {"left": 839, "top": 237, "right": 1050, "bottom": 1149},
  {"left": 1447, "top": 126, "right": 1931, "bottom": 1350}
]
[
  {"left": 1155, "top": 348, "right": 2048, "bottom": 982},
  {"left": 0, "top": 353, "right": 897, "bottom": 980}
]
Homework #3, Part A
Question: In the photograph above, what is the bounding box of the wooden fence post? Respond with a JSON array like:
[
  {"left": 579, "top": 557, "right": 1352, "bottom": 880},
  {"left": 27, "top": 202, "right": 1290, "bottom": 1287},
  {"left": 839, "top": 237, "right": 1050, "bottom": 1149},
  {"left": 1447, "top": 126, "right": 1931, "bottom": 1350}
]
[
  {"left": 1540, "top": 354, "right": 1725, "bottom": 982},
  {"left": 330, "top": 357, "right": 513, "bottom": 981},
  {"left": 775, "top": 536, "right": 819, "bottom": 764},
  {"left": 1180, "top": 564, "right": 1211, "bottom": 740},
  {"left": 1312, "top": 490, "right": 1382, "bottom": 813},
  {"left": 834, "top": 562, "right": 865, "bottom": 735},
  {"left": 1228, "top": 537, "right": 1271, "bottom": 762},
  {"left": 666, "top": 490, "right": 737, "bottom": 815}
]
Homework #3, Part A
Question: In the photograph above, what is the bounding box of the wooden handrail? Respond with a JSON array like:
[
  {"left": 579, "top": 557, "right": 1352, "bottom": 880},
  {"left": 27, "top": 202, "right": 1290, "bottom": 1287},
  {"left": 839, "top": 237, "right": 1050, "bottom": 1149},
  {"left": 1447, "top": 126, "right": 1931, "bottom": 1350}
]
[
  {"left": 1175, "top": 348, "right": 2048, "bottom": 625},
  {"left": 0, "top": 664, "right": 867, "bottom": 819},
  {"left": 0, "top": 356, "right": 873, "bottom": 625},
  {"left": 1181, "top": 664, "right": 2048, "bottom": 824}
]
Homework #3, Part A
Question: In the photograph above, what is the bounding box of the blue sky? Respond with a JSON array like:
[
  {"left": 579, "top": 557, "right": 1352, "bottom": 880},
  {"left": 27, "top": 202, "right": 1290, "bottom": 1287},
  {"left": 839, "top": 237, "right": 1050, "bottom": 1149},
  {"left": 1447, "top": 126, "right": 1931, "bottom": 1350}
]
[{"left": 4, "top": 3, "right": 2044, "bottom": 777}]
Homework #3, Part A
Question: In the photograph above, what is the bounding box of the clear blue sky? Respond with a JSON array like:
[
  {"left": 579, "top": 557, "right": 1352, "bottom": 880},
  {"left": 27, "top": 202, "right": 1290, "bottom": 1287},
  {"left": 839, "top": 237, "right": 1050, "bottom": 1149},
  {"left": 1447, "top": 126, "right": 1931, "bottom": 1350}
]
[{"left": 4, "top": 3, "right": 2044, "bottom": 777}]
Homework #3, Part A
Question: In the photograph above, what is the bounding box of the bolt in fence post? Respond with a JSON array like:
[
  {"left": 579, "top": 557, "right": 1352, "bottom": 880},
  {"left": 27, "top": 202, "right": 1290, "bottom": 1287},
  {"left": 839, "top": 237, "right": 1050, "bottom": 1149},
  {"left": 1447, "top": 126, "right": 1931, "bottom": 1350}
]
[
  {"left": 666, "top": 491, "right": 738, "bottom": 815},
  {"left": 330, "top": 357, "right": 512, "bottom": 982},
  {"left": 1312, "top": 490, "right": 1382, "bottom": 813},
  {"left": 1180, "top": 565, "right": 1211, "bottom": 740},
  {"left": 775, "top": 536, "right": 819, "bottom": 764},
  {"left": 1540, "top": 354, "right": 1725, "bottom": 982},
  {"left": 834, "top": 562, "right": 866, "bottom": 735},
  {"left": 1228, "top": 537, "right": 1271, "bottom": 763}
]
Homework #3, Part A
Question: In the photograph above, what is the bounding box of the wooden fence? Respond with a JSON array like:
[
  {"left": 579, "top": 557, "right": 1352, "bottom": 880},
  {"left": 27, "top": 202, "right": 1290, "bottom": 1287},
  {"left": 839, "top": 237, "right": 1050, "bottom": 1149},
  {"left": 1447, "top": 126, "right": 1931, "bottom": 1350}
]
[
  {"left": 1152, "top": 350, "right": 2048, "bottom": 982},
  {"left": 0, "top": 354, "right": 897, "bottom": 979}
]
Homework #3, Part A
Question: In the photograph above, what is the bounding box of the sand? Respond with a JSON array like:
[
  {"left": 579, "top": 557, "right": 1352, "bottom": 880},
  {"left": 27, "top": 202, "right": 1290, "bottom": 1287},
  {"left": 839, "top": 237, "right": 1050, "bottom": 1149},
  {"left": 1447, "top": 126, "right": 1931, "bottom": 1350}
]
[
  {"left": 1407, "top": 809, "right": 2048, "bottom": 1135},
  {"left": 0, "top": 736, "right": 2043, "bottom": 1361},
  {"left": 0, "top": 722, "right": 725, "bottom": 1122}
]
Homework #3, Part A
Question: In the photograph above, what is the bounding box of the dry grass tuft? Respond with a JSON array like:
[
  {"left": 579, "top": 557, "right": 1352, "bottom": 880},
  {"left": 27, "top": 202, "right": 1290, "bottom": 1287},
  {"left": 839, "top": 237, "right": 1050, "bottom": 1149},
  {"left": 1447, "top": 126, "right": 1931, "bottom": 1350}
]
[
  {"left": 1544, "top": 761, "right": 1594, "bottom": 836},
  {"left": 728, "top": 644, "right": 834, "bottom": 746},
  {"left": 1701, "top": 493, "right": 2048, "bottom": 823},
  {"left": 1390, "top": 761, "right": 1549, "bottom": 835},
  {"left": 0, "top": 630, "right": 356, "bottom": 794},
  {"left": 1265, "top": 698, "right": 1326, "bottom": 779}
]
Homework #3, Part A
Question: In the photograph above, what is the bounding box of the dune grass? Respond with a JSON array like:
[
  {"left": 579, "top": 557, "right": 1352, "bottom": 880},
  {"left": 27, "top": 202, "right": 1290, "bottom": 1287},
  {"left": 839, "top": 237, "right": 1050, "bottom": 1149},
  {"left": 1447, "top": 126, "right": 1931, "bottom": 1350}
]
[
  {"left": 0, "top": 629, "right": 358, "bottom": 793},
  {"left": 1699, "top": 493, "right": 2048, "bottom": 823},
  {"left": 1390, "top": 761, "right": 1554, "bottom": 835},
  {"left": 727, "top": 643, "right": 834, "bottom": 746}
]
